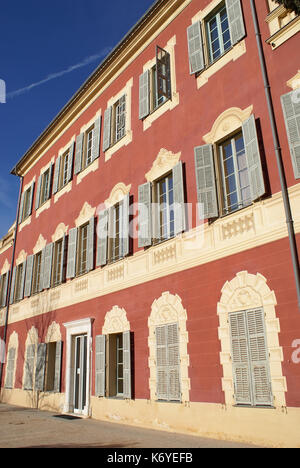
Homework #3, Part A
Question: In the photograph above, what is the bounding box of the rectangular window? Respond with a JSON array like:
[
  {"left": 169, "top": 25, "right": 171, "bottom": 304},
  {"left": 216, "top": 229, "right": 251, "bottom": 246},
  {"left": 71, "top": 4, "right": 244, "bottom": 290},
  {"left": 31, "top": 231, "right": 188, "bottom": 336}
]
[
  {"left": 40, "top": 168, "right": 51, "bottom": 206},
  {"left": 52, "top": 239, "right": 64, "bottom": 287},
  {"left": 0, "top": 273, "right": 7, "bottom": 307},
  {"left": 14, "top": 264, "right": 24, "bottom": 303},
  {"left": 206, "top": 5, "right": 232, "bottom": 63},
  {"left": 113, "top": 96, "right": 126, "bottom": 145},
  {"left": 60, "top": 150, "right": 70, "bottom": 189},
  {"left": 107, "top": 333, "right": 124, "bottom": 397},
  {"left": 31, "top": 252, "right": 42, "bottom": 295},
  {"left": 77, "top": 224, "right": 89, "bottom": 276},
  {"left": 109, "top": 203, "right": 122, "bottom": 263},
  {"left": 84, "top": 127, "right": 94, "bottom": 169},
  {"left": 156, "top": 323, "right": 181, "bottom": 402},
  {"left": 219, "top": 132, "right": 251, "bottom": 214},
  {"left": 154, "top": 173, "right": 175, "bottom": 243},
  {"left": 22, "top": 187, "right": 32, "bottom": 222}
]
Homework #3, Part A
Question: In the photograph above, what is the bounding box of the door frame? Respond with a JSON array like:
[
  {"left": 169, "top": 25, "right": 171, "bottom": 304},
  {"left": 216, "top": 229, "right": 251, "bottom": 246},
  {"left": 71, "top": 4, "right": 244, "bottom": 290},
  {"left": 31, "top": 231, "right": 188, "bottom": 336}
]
[{"left": 63, "top": 318, "right": 93, "bottom": 416}]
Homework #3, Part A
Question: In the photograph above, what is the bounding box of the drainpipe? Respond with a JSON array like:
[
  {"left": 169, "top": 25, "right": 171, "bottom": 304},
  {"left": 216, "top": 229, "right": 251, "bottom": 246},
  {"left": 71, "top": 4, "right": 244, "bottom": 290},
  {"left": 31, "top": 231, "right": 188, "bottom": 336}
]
[
  {"left": 250, "top": 0, "right": 300, "bottom": 310},
  {"left": 0, "top": 173, "right": 23, "bottom": 388}
]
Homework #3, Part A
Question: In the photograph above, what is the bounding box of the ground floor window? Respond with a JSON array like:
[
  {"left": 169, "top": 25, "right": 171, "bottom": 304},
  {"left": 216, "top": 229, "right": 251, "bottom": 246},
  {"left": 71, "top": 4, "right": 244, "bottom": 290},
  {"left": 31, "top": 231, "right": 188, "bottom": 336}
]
[{"left": 156, "top": 323, "right": 181, "bottom": 402}]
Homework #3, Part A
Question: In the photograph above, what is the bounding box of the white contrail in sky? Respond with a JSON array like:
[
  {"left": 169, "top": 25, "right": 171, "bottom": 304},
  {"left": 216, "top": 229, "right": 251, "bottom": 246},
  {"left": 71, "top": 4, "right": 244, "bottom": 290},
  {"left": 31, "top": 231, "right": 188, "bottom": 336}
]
[{"left": 7, "top": 47, "right": 112, "bottom": 99}]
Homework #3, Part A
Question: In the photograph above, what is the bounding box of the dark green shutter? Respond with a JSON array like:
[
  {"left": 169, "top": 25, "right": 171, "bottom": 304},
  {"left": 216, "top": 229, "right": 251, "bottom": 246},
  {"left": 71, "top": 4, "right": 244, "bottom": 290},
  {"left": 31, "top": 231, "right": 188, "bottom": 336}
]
[
  {"left": 194, "top": 144, "right": 219, "bottom": 219},
  {"left": 66, "top": 228, "right": 78, "bottom": 279},
  {"left": 242, "top": 115, "right": 265, "bottom": 201},
  {"left": 95, "top": 335, "right": 106, "bottom": 397},
  {"left": 187, "top": 21, "right": 205, "bottom": 74},
  {"left": 74, "top": 133, "right": 84, "bottom": 175},
  {"left": 138, "top": 182, "right": 152, "bottom": 248},
  {"left": 226, "top": 0, "right": 246, "bottom": 45},
  {"left": 139, "top": 70, "right": 150, "bottom": 119},
  {"left": 281, "top": 90, "right": 300, "bottom": 179}
]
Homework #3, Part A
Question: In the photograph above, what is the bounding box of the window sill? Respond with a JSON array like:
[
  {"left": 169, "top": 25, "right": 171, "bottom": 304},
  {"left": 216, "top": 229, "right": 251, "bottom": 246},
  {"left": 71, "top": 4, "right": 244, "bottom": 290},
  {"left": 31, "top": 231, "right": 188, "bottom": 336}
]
[
  {"left": 233, "top": 404, "right": 275, "bottom": 410},
  {"left": 18, "top": 215, "right": 32, "bottom": 232},
  {"left": 196, "top": 39, "right": 246, "bottom": 89},
  {"left": 143, "top": 92, "right": 179, "bottom": 131},
  {"left": 36, "top": 199, "right": 51, "bottom": 218},
  {"left": 76, "top": 159, "right": 99, "bottom": 185},
  {"left": 104, "top": 130, "right": 133, "bottom": 162},
  {"left": 54, "top": 181, "right": 72, "bottom": 204}
]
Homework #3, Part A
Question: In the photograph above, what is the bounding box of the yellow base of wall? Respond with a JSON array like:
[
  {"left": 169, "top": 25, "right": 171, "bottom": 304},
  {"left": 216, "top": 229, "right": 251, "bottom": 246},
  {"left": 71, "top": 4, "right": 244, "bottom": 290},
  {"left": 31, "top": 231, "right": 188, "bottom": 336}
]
[{"left": 2, "top": 389, "right": 300, "bottom": 448}]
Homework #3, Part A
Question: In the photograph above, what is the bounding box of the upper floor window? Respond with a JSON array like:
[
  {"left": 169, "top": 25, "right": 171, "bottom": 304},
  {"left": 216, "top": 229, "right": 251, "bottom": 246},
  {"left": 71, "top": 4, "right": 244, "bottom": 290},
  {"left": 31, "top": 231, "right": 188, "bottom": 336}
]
[
  {"left": 66, "top": 218, "right": 95, "bottom": 280},
  {"left": 206, "top": 5, "right": 231, "bottom": 64},
  {"left": 103, "top": 95, "right": 127, "bottom": 151},
  {"left": 31, "top": 252, "right": 43, "bottom": 295},
  {"left": 18, "top": 182, "right": 34, "bottom": 225},
  {"left": 74, "top": 115, "right": 102, "bottom": 175},
  {"left": 36, "top": 165, "right": 53, "bottom": 210},
  {"left": 52, "top": 143, "right": 75, "bottom": 195},
  {"left": 52, "top": 237, "right": 65, "bottom": 288},
  {"left": 77, "top": 223, "right": 89, "bottom": 276},
  {"left": 14, "top": 263, "right": 25, "bottom": 303},
  {"left": 153, "top": 172, "right": 175, "bottom": 244},
  {"left": 0, "top": 272, "right": 8, "bottom": 308}
]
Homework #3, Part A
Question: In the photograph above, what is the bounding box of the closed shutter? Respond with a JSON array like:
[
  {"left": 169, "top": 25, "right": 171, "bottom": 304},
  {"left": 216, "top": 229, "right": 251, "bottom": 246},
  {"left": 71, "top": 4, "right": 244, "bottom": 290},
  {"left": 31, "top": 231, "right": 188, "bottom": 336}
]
[
  {"left": 5, "top": 348, "right": 15, "bottom": 389},
  {"left": 28, "top": 182, "right": 35, "bottom": 217},
  {"left": 246, "top": 308, "right": 273, "bottom": 406},
  {"left": 139, "top": 70, "right": 150, "bottom": 119},
  {"left": 96, "top": 209, "right": 109, "bottom": 267},
  {"left": 24, "top": 255, "right": 34, "bottom": 297},
  {"left": 1, "top": 273, "right": 9, "bottom": 307},
  {"left": 95, "top": 335, "right": 106, "bottom": 397},
  {"left": 67, "top": 142, "right": 75, "bottom": 183},
  {"left": 18, "top": 193, "right": 25, "bottom": 224},
  {"left": 53, "top": 341, "right": 63, "bottom": 393},
  {"left": 187, "top": 21, "right": 205, "bottom": 75},
  {"left": 229, "top": 312, "right": 252, "bottom": 405},
  {"left": 121, "top": 194, "right": 130, "bottom": 258},
  {"left": 194, "top": 144, "right": 219, "bottom": 219},
  {"left": 103, "top": 107, "right": 112, "bottom": 152},
  {"left": 39, "top": 249, "right": 46, "bottom": 293},
  {"left": 226, "top": 0, "right": 246, "bottom": 45},
  {"left": 19, "top": 260, "right": 26, "bottom": 302},
  {"left": 24, "top": 344, "right": 35, "bottom": 390},
  {"left": 66, "top": 228, "right": 78, "bottom": 279},
  {"left": 9, "top": 267, "right": 16, "bottom": 305},
  {"left": 167, "top": 323, "right": 181, "bottom": 401},
  {"left": 43, "top": 243, "right": 54, "bottom": 290},
  {"left": 46, "top": 164, "right": 53, "bottom": 201},
  {"left": 74, "top": 133, "right": 84, "bottom": 175},
  {"left": 35, "top": 343, "right": 47, "bottom": 391},
  {"left": 138, "top": 182, "right": 152, "bottom": 248},
  {"left": 123, "top": 331, "right": 132, "bottom": 399},
  {"left": 156, "top": 325, "right": 169, "bottom": 400},
  {"left": 52, "top": 155, "right": 61, "bottom": 195},
  {"left": 281, "top": 91, "right": 300, "bottom": 179},
  {"left": 87, "top": 217, "right": 95, "bottom": 272},
  {"left": 35, "top": 175, "right": 42, "bottom": 210},
  {"left": 242, "top": 115, "right": 265, "bottom": 201},
  {"left": 59, "top": 235, "right": 66, "bottom": 284},
  {"left": 172, "top": 162, "right": 186, "bottom": 235},
  {"left": 92, "top": 115, "right": 102, "bottom": 162},
  {"left": 156, "top": 46, "right": 171, "bottom": 101}
]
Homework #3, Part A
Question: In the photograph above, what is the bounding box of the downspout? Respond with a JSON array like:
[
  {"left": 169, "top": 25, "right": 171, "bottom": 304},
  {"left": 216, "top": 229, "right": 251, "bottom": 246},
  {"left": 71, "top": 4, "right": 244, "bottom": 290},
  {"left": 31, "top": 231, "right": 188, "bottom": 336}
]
[
  {"left": 250, "top": 0, "right": 300, "bottom": 309},
  {"left": 0, "top": 173, "right": 23, "bottom": 388}
]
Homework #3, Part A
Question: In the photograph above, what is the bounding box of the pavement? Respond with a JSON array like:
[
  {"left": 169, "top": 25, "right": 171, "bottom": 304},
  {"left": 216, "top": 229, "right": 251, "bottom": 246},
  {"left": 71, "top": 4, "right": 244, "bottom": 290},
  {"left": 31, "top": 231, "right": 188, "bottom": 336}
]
[{"left": 0, "top": 403, "right": 261, "bottom": 449}]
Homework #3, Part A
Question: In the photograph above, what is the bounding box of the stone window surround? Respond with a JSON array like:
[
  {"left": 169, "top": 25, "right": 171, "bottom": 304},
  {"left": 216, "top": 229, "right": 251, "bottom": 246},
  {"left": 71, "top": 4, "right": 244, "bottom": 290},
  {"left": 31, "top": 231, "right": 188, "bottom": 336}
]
[{"left": 76, "top": 111, "right": 102, "bottom": 185}]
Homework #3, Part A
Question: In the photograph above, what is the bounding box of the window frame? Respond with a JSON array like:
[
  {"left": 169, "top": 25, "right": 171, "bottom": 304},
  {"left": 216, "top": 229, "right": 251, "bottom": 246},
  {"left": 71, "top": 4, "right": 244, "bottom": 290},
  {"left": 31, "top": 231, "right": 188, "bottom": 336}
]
[
  {"left": 31, "top": 252, "right": 42, "bottom": 296},
  {"left": 39, "top": 167, "right": 51, "bottom": 207},
  {"left": 76, "top": 223, "right": 89, "bottom": 277},
  {"left": 52, "top": 238, "right": 64, "bottom": 288},
  {"left": 14, "top": 263, "right": 24, "bottom": 303},
  {"left": 153, "top": 171, "right": 175, "bottom": 244},
  {"left": 83, "top": 125, "right": 95, "bottom": 170},
  {"left": 21, "top": 186, "right": 32, "bottom": 223},
  {"left": 205, "top": 3, "right": 232, "bottom": 65},
  {"left": 0, "top": 273, "right": 8, "bottom": 307}
]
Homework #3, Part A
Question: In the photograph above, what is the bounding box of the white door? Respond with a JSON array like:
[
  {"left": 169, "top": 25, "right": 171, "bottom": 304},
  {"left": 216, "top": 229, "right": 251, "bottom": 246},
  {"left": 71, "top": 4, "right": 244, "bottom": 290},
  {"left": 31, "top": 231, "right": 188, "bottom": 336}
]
[{"left": 73, "top": 334, "right": 88, "bottom": 414}]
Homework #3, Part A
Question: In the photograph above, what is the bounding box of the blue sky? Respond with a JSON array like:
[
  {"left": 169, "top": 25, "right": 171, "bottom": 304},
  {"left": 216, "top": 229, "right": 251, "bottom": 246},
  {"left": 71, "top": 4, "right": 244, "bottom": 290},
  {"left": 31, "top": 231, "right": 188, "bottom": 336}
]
[{"left": 0, "top": 0, "right": 155, "bottom": 239}]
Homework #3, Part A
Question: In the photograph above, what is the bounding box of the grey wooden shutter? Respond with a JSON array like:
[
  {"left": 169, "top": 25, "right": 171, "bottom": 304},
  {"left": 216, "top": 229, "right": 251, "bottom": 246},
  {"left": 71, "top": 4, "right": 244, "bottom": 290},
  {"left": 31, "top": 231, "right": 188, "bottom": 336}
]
[
  {"left": 281, "top": 91, "right": 300, "bottom": 179},
  {"left": 229, "top": 312, "right": 252, "bottom": 405},
  {"left": 226, "top": 0, "right": 246, "bottom": 45},
  {"left": 1, "top": 273, "right": 9, "bottom": 307},
  {"left": 18, "top": 193, "right": 25, "bottom": 224},
  {"left": 167, "top": 323, "right": 181, "bottom": 401},
  {"left": 121, "top": 194, "right": 130, "bottom": 258},
  {"left": 28, "top": 181, "right": 35, "bottom": 217},
  {"left": 194, "top": 144, "right": 219, "bottom": 219},
  {"left": 242, "top": 115, "right": 265, "bottom": 201},
  {"left": 123, "top": 331, "right": 131, "bottom": 399},
  {"left": 87, "top": 217, "right": 95, "bottom": 272},
  {"left": 46, "top": 164, "right": 53, "bottom": 200},
  {"left": 156, "top": 325, "right": 169, "bottom": 400},
  {"left": 24, "top": 255, "right": 34, "bottom": 297},
  {"left": 19, "top": 260, "right": 26, "bottom": 302},
  {"left": 92, "top": 116, "right": 102, "bottom": 162},
  {"left": 187, "top": 21, "right": 205, "bottom": 75},
  {"left": 172, "top": 162, "right": 186, "bottom": 235},
  {"left": 96, "top": 209, "right": 109, "bottom": 267},
  {"left": 67, "top": 142, "right": 75, "bottom": 182},
  {"left": 5, "top": 348, "right": 15, "bottom": 389},
  {"left": 43, "top": 243, "right": 54, "bottom": 290},
  {"left": 35, "top": 343, "right": 47, "bottom": 391},
  {"left": 246, "top": 308, "right": 273, "bottom": 406},
  {"left": 74, "top": 133, "right": 84, "bottom": 175},
  {"left": 39, "top": 249, "right": 46, "bottom": 293},
  {"left": 35, "top": 176, "right": 42, "bottom": 210},
  {"left": 66, "top": 228, "right": 78, "bottom": 279},
  {"left": 53, "top": 341, "right": 63, "bottom": 393},
  {"left": 95, "top": 335, "right": 106, "bottom": 397},
  {"left": 103, "top": 107, "right": 112, "bottom": 152},
  {"left": 156, "top": 46, "right": 171, "bottom": 101},
  {"left": 59, "top": 235, "right": 66, "bottom": 284},
  {"left": 52, "top": 155, "right": 61, "bottom": 195},
  {"left": 138, "top": 182, "right": 152, "bottom": 248},
  {"left": 9, "top": 267, "right": 16, "bottom": 305},
  {"left": 24, "top": 344, "right": 35, "bottom": 390},
  {"left": 139, "top": 70, "right": 150, "bottom": 119}
]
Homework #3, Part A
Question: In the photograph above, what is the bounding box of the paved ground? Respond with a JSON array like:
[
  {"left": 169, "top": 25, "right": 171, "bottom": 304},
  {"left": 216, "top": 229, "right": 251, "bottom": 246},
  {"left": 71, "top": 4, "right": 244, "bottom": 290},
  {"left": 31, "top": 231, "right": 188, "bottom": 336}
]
[{"left": 0, "top": 403, "right": 260, "bottom": 449}]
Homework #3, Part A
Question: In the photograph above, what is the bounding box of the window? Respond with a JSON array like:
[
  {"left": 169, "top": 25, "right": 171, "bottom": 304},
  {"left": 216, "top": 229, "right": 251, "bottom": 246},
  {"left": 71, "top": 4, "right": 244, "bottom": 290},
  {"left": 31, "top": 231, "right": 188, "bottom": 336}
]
[
  {"left": 66, "top": 218, "right": 95, "bottom": 280},
  {"left": 13, "top": 263, "right": 26, "bottom": 303},
  {"left": 84, "top": 126, "right": 95, "bottom": 169},
  {"left": 74, "top": 116, "right": 101, "bottom": 175},
  {"left": 34, "top": 342, "right": 63, "bottom": 393},
  {"left": 156, "top": 323, "right": 181, "bottom": 402},
  {"left": 153, "top": 173, "right": 175, "bottom": 243},
  {"left": 0, "top": 273, "right": 8, "bottom": 308},
  {"left": 52, "top": 143, "right": 75, "bottom": 195},
  {"left": 24, "top": 344, "right": 36, "bottom": 390},
  {"left": 206, "top": 5, "right": 231, "bottom": 63},
  {"left": 229, "top": 308, "right": 273, "bottom": 407},
  {"left": 77, "top": 223, "right": 89, "bottom": 276},
  {"left": 31, "top": 252, "right": 42, "bottom": 295},
  {"left": 18, "top": 183, "right": 34, "bottom": 224},
  {"left": 5, "top": 347, "right": 16, "bottom": 389},
  {"left": 36, "top": 166, "right": 53, "bottom": 210},
  {"left": 103, "top": 95, "right": 127, "bottom": 151},
  {"left": 52, "top": 238, "right": 65, "bottom": 287}
]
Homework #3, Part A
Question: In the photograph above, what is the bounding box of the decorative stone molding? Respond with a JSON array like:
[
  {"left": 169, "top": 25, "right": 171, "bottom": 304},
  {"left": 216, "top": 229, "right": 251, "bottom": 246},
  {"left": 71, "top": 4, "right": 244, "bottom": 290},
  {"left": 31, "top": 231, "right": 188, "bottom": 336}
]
[
  {"left": 16, "top": 250, "right": 27, "bottom": 267},
  {"left": 148, "top": 292, "right": 190, "bottom": 402},
  {"left": 33, "top": 234, "right": 47, "bottom": 254},
  {"left": 287, "top": 71, "right": 300, "bottom": 90},
  {"left": 145, "top": 148, "right": 181, "bottom": 182},
  {"left": 217, "top": 271, "right": 287, "bottom": 407},
  {"left": 102, "top": 306, "right": 130, "bottom": 335},
  {"left": 203, "top": 106, "right": 253, "bottom": 144},
  {"left": 1, "top": 258, "right": 10, "bottom": 274},
  {"left": 75, "top": 202, "right": 96, "bottom": 227},
  {"left": 104, "top": 183, "right": 131, "bottom": 208},
  {"left": 52, "top": 223, "right": 69, "bottom": 243},
  {"left": 45, "top": 321, "right": 62, "bottom": 343},
  {"left": 5, "top": 331, "right": 19, "bottom": 390}
]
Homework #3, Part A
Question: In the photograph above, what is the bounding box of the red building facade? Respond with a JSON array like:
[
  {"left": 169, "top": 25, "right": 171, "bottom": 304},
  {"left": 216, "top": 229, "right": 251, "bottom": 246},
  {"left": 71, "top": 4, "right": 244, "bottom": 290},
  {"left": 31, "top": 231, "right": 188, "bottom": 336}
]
[{"left": 0, "top": 0, "right": 300, "bottom": 447}]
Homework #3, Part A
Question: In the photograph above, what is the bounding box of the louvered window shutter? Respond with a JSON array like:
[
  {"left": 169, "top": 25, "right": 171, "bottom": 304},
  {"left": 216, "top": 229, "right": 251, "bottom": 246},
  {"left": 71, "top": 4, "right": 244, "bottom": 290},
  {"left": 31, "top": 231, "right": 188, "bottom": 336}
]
[
  {"left": 194, "top": 144, "right": 219, "bottom": 219},
  {"left": 66, "top": 228, "right": 78, "bottom": 279},
  {"left": 5, "top": 348, "right": 15, "bottom": 389},
  {"left": 53, "top": 341, "right": 63, "bottom": 393},
  {"left": 46, "top": 164, "right": 53, "bottom": 201},
  {"left": 96, "top": 209, "right": 109, "bottom": 267},
  {"left": 95, "top": 335, "right": 106, "bottom": 397},
  {"left": 229, "top": 312, "right": 252, "bottom": 405},
  {"left": 120, "top": 194, "right": 130, "bottom": 258},
  {"left": 242, "top": 115, "right": 265, "bottom": 201},
  {"left": 172, "top": 162, "right": 186, "bottom": 235},
  {"left": 74, "top": 133, "right": 84, "bottom": 175},
  {"left": 167, "top": 323, "right": 181, "bottom": 401},
  {"left": 9, "top": 267, "right": 16, "bottom": 305},
  {"left": 18, "top": 193, "right": 25, "bottom": 224},
  {"left": 24, "top": 255, "right": 34, "bottom": 297},
  {"left": 87, "top": 217, "right": 95, "bottom": 272},
  {"left": 187, "top": 21, "right": 205, "bottom": 75},
  {"left": 67, "top": 142, "right": 75, "bottom": 183},
  {"left": 225, "top": 0, "right": 246, "bottom": 45},
  {"left": 246, "top": 308, "right": 273, "bottom": 406},
  {"left": 59, "top": 236, "right": 66, "bottom": 284},
  {"left": 103, "top": 107, "right": 112, "bottom": 152},
  {"left": 43, "top": 243, "right": 54, "bottom": 290},
  {"left": 138, "top": 182, "right": 152, "bottom": 248},
  {"left": 38, "top": 249, "right": 45, "bottom": 293},
  {"left": 35, "top": 343, "right": 47, "bottom": 391},
  {"left": 24, "top": 344, "right": 35, "bottom": 390},
  {"left": 156, "top": 325, "right": 169, "bottom": 400},
  {"left": 28, "top": 182, "right": 35, "bottom": 217},
  {"left": 139, "top": 70, "right": 150, "bottom": 119},
  {"left": 123, "top": 331, "right": 132, "bottom": 399},
  {"left": 281, "top": 91, "right": 300, "bottom": 179},
  {"left": 92, "top": 116, "right": 102, "bottom": 162},
  {"left": 35, "top": 175, "right": 42, "bottom": 210},
  {"left": 52, "top": 155, "right": 61, "bottom": 195},
  {"left": 1, "top": 273, "right": 9, "bottom": 308},
  {"left": 19, "top": 260, "right": 26, "bottom": 301}
]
